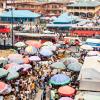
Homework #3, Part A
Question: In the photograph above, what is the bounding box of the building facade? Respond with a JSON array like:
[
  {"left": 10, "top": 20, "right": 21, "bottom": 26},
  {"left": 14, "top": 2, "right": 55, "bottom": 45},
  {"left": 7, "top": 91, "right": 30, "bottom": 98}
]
[{"left": 66, "top": 1, "right": 100, "bottom": 18}]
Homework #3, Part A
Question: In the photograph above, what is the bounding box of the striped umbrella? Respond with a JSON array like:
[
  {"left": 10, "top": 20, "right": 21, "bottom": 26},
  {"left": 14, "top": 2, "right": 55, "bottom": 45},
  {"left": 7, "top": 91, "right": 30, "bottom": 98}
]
[
  {"left": 50, "top": 74, "right": 70, "bottom": 85},
  {"left": 25, "top": 46, "right": 37, "bottom": 55}
]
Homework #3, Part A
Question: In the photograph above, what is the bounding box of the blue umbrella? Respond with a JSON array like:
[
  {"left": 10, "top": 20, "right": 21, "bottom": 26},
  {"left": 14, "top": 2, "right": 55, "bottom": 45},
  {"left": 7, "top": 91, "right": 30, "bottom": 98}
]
[
  {"left": 40, "top": 48, "right": 53, "bottom": 57},
  {"left": 50, "top": 74, "right": 70, "bottom": 85}
]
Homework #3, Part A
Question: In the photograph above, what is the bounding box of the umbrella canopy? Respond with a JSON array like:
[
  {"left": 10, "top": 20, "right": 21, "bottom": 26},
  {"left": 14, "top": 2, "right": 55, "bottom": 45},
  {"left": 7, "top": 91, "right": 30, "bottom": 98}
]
[
  {"left": 80, "top": 45, "right": 93, "bottom": 50},
  {"left": 25, "top": 46, "right": 37, "bottom": 55},
  {"left": 0, "top": 68, "right": 8, "bottom": 78},
  {"left": 25, "top": 40, "right": 41, "bottom": 48},
  {"left": 58, "top": 85, "right": 76, "bottom": 96},
  {"left": 14, "top": 42, "right": 26, "bottom": 47},
  {"left": 0, "top": 82, "right": 8, "bottom": 94},
  {"left": 6, "top": 72, "right": 19, "bottom": 80},
  {"left": 59, "top": 97, "right": 73, "bottom": 100},
  {"left": 41, "top": 45, "right": 56, "bottom": 51},
  {"left": 50, "top": 74, "right": 70, "bottom": 85},
  {"left": 42, "top": 41, "right": 53, "bottom": 46},
  {"left": 29, "top": 56, "right": 41, "bottom": 61},
  {"left": 62, "top": 57, "right": 78, "bottom": 66},
  {"left": 50, "top": 61, "right": 66, "bottom": 69},
  {"left": 4, "top": 63, "right": 18, "bottom": 70},
  {"left": 0, "top": 57, "right": 8, "bottom": 67},
  {"left": 67, "top": 62, "right": 82, "bottom": 72},
  {"left": 20, "top": 64, "right": 32, "bottom": 71},
  {"left": 23, "top": 57, "right": 30, "bottom": 64},
  {"left": 8, "top": 54, "right": 23, "bottom": 59},
  {"left": 40, "top": 48, "right": 53, "bottom": 57}
]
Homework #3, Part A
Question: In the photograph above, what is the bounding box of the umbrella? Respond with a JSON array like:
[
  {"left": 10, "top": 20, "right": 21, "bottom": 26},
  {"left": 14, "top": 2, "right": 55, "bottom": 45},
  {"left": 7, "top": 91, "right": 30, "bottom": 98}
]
[
  {"left": 25, "top": 46, "right": 37, "bottom": 55},
  {"left": 4, "top": 63, "right": 18, "bottom": 70},
  {"left": 0, "top": 57, "right": 8, "bottom": 67},
  {"left": 58, "top": 85, "right": 76, "bottom": 96},
  {"left": 0, "top": 82, "right": 8, "bottom": 94},
  {"left": 8, "top": 54, "right": 23, "bottom": 59},
  {"left": 7, "top": 64, "right": 22, "bottom": 72},
  {"left": 42, "top": 41, "right": 53, "bottom": 46},
  {"left": 14, "top": 42, "right": 26, "bottom": 47},
  {"left": 8, "top": 57, "right": 24, "bottom": 64},
  {"left": 25, "top": 40, "right": 41, "bottom": 48},
  {"left": 67, "top": 62, "right": 82, "bottom": 72},
  {"left": 80, "top": 45, "right": 93, "bottom": 50},
  {"left": 40, "top": 48, "right": 53, "bottom": 57},
  {"left": 29, "top": 56, "right": 41, "bottom": 61},
  {"left": 50, "top": 74, "right": 70, "bottom": 85},
  {"left": 59, "top": 97, "right": 73, "bottom": 100},
  {"left": 50, "top": 61, "right": 66, "bottom": 69},
  {"left": 0, "top": 68, "right": 8, "bottom": 78},
  {"left": 6, "top": 72, "right": 19, "bottom": 80},
  {"left": 62, "top": 57, "right": 78, "bottom": 66},
  {"left": 41, "top": 45, "right": 56, "bottom": 51},
  {"left": 20, "top": 64, "right": 32, "bottom": 71}
]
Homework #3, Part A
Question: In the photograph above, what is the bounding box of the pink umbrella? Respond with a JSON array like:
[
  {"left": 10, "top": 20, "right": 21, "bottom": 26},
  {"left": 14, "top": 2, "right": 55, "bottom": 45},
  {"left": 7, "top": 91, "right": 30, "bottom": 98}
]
[
  {"left": 29, "top": 56, "right": 41, "bottom": 62},
  {"left": 25, "top": 40, "right": 42, "bottom": 48},
  {"left": 59, "top": 97, "right": 73, "bottom": 100},
  {"left": 0, "top": 82, "right": 8, "bottom": 94}
]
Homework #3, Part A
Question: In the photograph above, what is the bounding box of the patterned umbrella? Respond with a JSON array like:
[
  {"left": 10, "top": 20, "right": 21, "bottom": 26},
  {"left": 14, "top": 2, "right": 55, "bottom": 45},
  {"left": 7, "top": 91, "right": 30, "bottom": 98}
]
[
  {"left": 14, "top": 42, "right": 26, "bottom": 47},
  {"left": 50, "top": 74, "right": 70, "bottom": 85},
  {"left": 29, "top": 56, "right": 41, "bottom": 61},
  {"left": 6, "top": 72, "right": 19, "bottom": 80},
  {"left": 67, "top": 62, "right": 82, "bottom": 72},
  {"left": 59, "top": 97, "right": 73, "bottom": 100},
  {"left": 25, "top": 46, "right": 37, "bottom": 55},
  {"left": 25, "top": 40, "right": 41, "bottom": 48},
  {"left": 0, "top": 82, "right": 8, "bottom": 94},
  {"left": 50, "top": 61, "right": 66, "bottom": 69},
  {"left": 40, "top": 48, "right": 53, "bottom": 57},
  {"left": 0, "top": 68, "right": 8, "bottom": 78},
  {"left": 58, "top": 85, "right": 76, "bottom": 96}
]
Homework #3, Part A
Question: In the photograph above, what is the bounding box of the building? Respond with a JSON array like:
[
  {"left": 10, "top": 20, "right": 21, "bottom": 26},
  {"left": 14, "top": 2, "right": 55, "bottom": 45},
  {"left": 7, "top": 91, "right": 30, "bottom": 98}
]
[
  {"left": 7, "top": 2, "right": 65, "bottom": 17},
  {"left": 66, "top": 1, "right": 100, "bottom": 18}
]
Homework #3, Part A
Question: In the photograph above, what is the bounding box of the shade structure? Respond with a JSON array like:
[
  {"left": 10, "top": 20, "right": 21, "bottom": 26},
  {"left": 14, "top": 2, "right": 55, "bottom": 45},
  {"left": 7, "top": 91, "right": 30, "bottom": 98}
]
[
  {"left": 8, "top": 54, "right": 23, "bottom": 59},
  {"left": 14, "top": 42, "right": 26, "bottom": 47},
  {"left": 42, "top": 41, "right": 53, "bottom": 46},
  {"left": 4, "top": 63, "right": 18, "bottom": 70},
  {"left": 0, "top": 82, "right": 8, "bottom": 94},
  {"left": 41, "top": 45, "right": 56, "bottom": 51},
  {"left": 80, "top": 45, "right": 93, "bottom": 50},
  {"left": 20, "top": 64, "right": 32, "bottom": 71},
  {"left": 25, "top": 46, "right": 37, "bottom": 55},
  {"left": 62, "top": 57, "right": 78, "bottom": 66},
  {"left": 50, "top": 61, "right": 66, "bottom": 69},
  {"left": 25, "top": 40, "right": 41, "bottom": 48},
  {"left": 6, "top": 72, "right": 19, "bottom": 80},
  {"left": 8, "top": 57, "right": 24, "bottom": 64},
  {"left": 0, "top": 68, "right": 8, "bottom": 78},
  {"left": 40, "top": 48, "right": 53, "bottom": 57},
  {"left": 7, "top": 64, "right": 22, "bottom": 72},
  {"left": 50, "top": 74, "right": 70, "bottom": 85},
  {"left": 59, "top": 97, "right": 73, "bottom": 100},
  {"left": 29, "top": 56, "right": 41, "bottom": 61},
  {"left": 67, "top": 62, "right": 82, "bottom": 72},
  {"left": 58, "top": 85, "right": 76, "bottom": 96}
]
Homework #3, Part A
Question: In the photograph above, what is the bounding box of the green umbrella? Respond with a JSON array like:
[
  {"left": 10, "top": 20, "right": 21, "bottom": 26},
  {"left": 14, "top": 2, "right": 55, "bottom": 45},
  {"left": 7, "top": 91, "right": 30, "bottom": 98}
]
[
  {"left": 50, "top": 61, "right": 66, "bottom": 69},
  {"left": 6, "top": 72, "right": 19, "bottom": 80},
  {"left": 0, "top": 68, "right": 8, "bottom": 78}
]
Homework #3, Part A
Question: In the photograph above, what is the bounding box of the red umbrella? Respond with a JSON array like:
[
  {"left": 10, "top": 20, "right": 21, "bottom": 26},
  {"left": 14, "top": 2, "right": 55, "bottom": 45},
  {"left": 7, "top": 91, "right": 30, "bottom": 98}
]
[
  {"left": 58, "top": 85, "right": 76, "bottom": 97},
  {"left": 25, "top": 40, "right": 42, "bottom": 48},
  {"left": 0, "top": 82, "right": 8, "bottom": 93}
]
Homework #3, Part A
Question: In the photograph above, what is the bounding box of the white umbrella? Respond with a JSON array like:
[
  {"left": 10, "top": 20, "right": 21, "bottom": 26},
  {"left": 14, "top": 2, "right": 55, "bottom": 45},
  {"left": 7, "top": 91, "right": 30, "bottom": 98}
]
[
  {"left": 43, "top": 30, "right": 54, "bottom": 34},
  {"left": 14, "top": 42, "right": 26, "bottom": 47},
  {"left": 41, "top": 45, "right": 56, "bottom": 51},
  {"left": 80, "top": 45, "right": 93, "bottom": 50},
  {"left": 67, "top": 62, "right": 82, "bottom": 72},
  {"left": 42, "top": 41, "right": 53, "bottom": 46},
  {"left": 87, "top": 51, "right": 99, "bottom": 56},
  {"left": 29, "top": 56, "right": 41, "bottom": 61}
]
